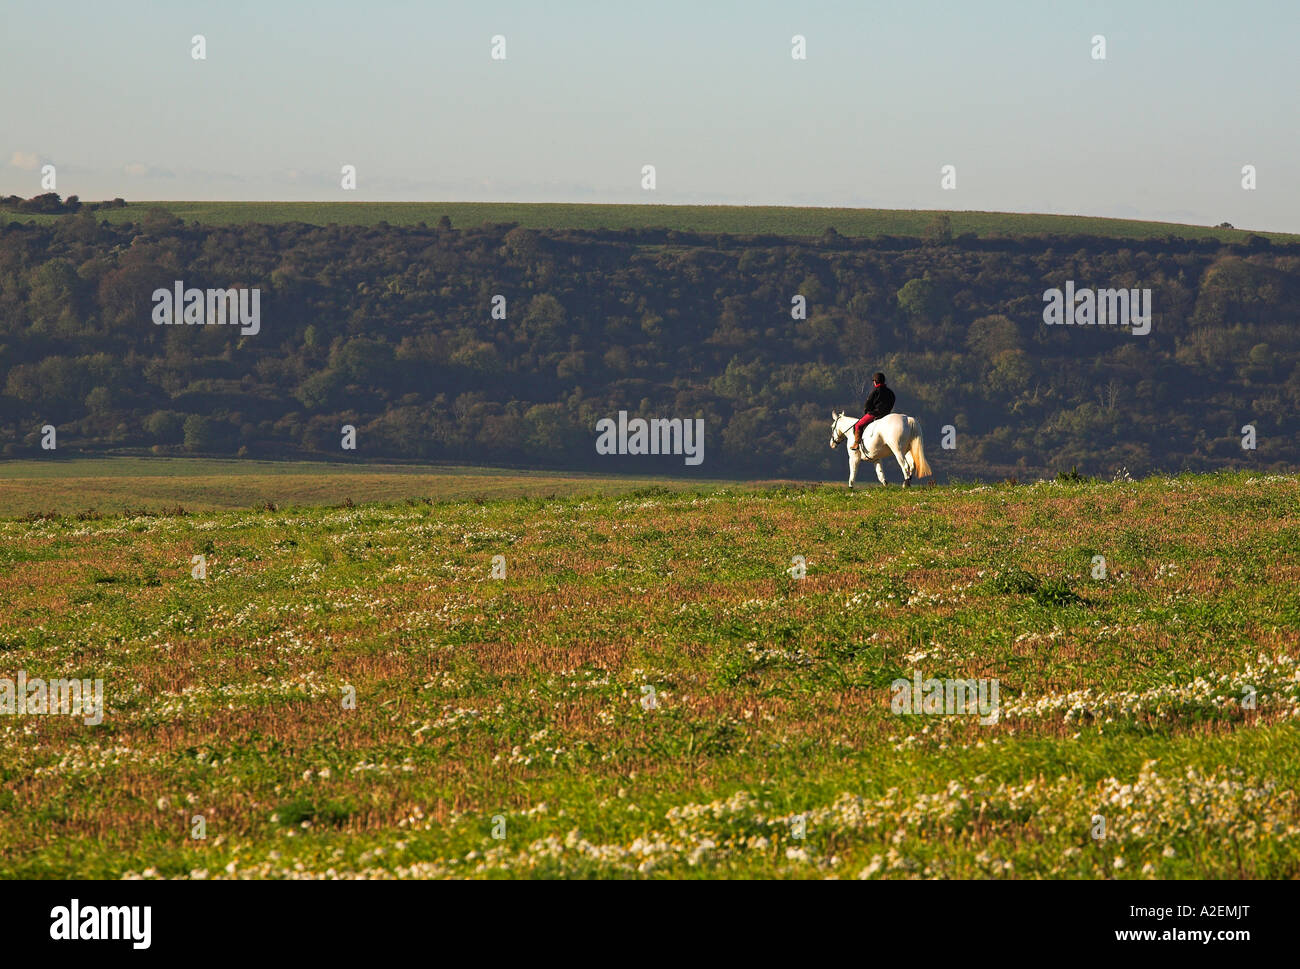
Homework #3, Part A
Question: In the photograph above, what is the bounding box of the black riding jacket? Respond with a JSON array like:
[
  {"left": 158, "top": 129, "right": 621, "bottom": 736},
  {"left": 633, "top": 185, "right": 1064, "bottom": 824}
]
[{"left": 864, "top": 384, "right": 895, "bottom": 418}]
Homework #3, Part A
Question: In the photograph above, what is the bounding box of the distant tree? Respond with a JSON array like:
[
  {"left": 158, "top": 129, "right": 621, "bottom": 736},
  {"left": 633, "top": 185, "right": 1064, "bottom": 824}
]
[
  {"left": 522, "top": 403, "right": 572, "bottom": 455},
  {"left": 183, "top": 415, "right": 217, "bottom": 451},
  {"left": 58, "top": 208, "right": 101, "bottom": 243},
  {"left": 84, "top": 386, "right": 113, "bottom": 415},
  {"left": 988, "top": 349, "right": 1032, "bottom": 394},
  {"left": 142, "top": 207, "right": 181, "bottom": 233},
  {"left": 329, "top": 337, "right": 395, "bottom": 385},
  {"left": 924, "top": 213, "right": 953, "bottom": 244},
  {"left": 18, "top": 193, "right": 66, "bottom": 214},
  {"left": 503, "top": 226, "right": 541, "bottom": 258},
  {"left": 520, "top": 294, "right": 567, "bottom": 346},
  {"left": 797, "top": 274, "right": 825, "bottom": 303},
  {"left": 143, "top": 411, "right": 185, "bottom": 443},
  {"left": 295, "top": 370, "right": 346, "bottom": 410},
  {"left": 896, "top": 276, "right": 948, "bottom": 322},
  {"left": 966, "top": 315, "right": 1021, "bottom": 360},
  {"left": 28, "top": 259, "right": 81, "bottom": 334}
]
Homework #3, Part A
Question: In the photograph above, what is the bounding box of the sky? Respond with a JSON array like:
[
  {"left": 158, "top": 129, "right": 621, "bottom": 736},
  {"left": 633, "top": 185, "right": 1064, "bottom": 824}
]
[{"left": 2, "top": 0, "right": 1297, "bottom": 231}]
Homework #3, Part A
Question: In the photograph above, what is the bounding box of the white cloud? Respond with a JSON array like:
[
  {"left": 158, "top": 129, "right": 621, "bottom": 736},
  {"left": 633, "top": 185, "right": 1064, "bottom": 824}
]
[
  {"left": 9, "top": 151, "right": 40, "bottom": 171},
  {"left": 123, "top": 162, "right": 175, "bottom": 178}
]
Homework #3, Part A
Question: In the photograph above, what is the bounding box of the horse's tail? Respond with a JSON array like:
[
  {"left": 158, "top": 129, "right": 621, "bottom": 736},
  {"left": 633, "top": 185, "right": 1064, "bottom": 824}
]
[{"left": 908, "top": 419, "right": 933, "bottom": 478}]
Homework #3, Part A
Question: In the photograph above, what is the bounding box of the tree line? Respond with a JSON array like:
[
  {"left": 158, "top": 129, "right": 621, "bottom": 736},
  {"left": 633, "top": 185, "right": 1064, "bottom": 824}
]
[{"left": 1, "top": 204, "right": 1297, "bottom": 478}]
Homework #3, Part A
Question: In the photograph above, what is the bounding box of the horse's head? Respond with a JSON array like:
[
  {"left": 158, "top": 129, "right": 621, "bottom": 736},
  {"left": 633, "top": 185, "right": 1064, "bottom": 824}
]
[{"left": 828, "top": 411, "right": 846, "bottom": 449}]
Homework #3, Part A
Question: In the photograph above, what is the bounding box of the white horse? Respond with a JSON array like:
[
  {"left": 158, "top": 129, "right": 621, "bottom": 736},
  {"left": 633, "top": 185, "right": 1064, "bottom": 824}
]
[{"left": 828, "top": 412, "right": 932, "bottom": 488}]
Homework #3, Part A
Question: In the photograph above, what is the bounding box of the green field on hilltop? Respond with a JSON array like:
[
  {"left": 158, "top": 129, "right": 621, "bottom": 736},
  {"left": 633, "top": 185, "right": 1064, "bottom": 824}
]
[
  {"left": 1, "top": 469, "right": 1298, "bottom": 879},
  {"left": 11, "top": 200, "right": 1295, "bottom": 242}
]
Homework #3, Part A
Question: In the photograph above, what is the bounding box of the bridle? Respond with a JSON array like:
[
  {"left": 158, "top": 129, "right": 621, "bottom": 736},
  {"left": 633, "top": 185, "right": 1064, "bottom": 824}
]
[{"left": 829, "top": 417, "right": 848, "bottom": 448}]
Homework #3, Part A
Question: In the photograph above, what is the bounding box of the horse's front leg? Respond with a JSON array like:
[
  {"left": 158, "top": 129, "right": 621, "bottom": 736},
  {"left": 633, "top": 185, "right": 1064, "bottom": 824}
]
[
  {"left": 848, "top": 450, "right": 858, "bottom": 488},
  {"left": 875, "top": 461, "right": 887, "bottom": 486}
]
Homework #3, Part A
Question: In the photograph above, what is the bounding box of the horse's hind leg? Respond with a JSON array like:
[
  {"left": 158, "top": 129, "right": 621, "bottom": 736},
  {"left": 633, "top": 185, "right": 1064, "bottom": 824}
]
[{"left": 891, "top": 445, "right": 912, "bottom": 487}]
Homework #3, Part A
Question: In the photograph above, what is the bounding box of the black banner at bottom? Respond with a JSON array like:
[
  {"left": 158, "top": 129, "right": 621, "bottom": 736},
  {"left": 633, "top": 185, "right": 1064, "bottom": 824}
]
[{"left": 0, "top": 877, "right": 1281, "bottom": 957}]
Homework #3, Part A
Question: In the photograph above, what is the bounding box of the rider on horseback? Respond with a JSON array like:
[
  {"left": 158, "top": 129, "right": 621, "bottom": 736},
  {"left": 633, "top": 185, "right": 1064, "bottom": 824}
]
[{"left": 852, "top": 372, "right": 895, "bottom": 452}]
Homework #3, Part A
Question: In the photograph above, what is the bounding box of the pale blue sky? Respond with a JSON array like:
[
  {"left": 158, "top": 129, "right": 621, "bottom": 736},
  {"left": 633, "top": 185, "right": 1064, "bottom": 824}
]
[{"left": 3, "top": 0, "right": 1296, "bottom": 231}]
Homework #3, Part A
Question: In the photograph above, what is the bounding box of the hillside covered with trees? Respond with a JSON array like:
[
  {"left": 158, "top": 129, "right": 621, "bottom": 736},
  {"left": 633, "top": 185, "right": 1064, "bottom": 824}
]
[{"left": 2, "top": 207, "right": 1297, "bottom": 478}]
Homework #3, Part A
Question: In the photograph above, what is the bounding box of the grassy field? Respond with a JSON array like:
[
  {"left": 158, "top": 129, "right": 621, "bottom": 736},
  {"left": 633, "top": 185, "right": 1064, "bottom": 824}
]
[
  {"left": 0, "top": 457, "right": 736, "bottom": 517},
  {"left": 1, "top": 468, "right": 1298, "bottom": 879},
  {"left": 11, "top": 201, "right": 1296, "bottom": 243}
]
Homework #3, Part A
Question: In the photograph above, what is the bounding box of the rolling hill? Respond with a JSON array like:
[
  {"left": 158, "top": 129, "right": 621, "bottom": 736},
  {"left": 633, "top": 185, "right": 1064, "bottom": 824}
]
[{"left": 7, "top": 199, "right": 1296, "bottom": 243}]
